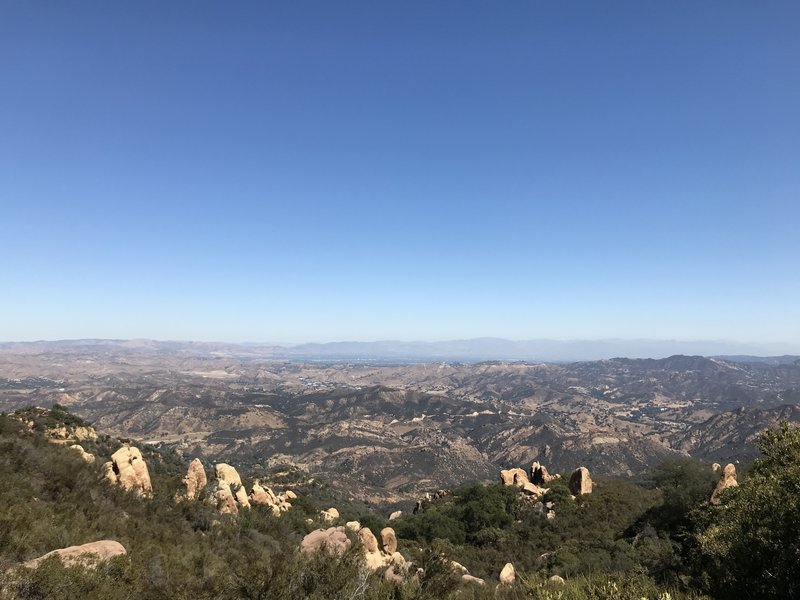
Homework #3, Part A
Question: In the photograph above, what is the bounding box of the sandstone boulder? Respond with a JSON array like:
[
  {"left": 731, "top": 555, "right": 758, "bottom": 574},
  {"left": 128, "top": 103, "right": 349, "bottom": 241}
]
[
  {"left": 500, "top": 468, "right": 529, "bottom": 487},
  {"left": 177, "top": 458, "right": 207, "bottom": 501},
  {"left": 462, "top": 574, "right": 486, "bottom": 586},
  {"left": 210, "top": 481, "right": 239, "bottom": 515},
  {"left": 300, "top": 526, "right": 351, "bottom": 556},
  {"left": 69, "top": 444, "right": 95, "bottom": 463},
  {"left": 380, "top": 527, "right": 397, "bottom": 555},
  {"left": 249, "top": 482, "right": 278, "bottom": 506},
  {"left": 212, "top": 463, "right": 249, "bottom": 511},
  {"left": 521, "top": 481, "right": 549, "bottom": 500},
  {"left": 568, "top": 467, "right": 592, "bottom": 496},
  {"left": 499, "top": 562, "right": 516, "bottom": 585},
  {"left": 388, "top": 510, "right": 403, "bottom": 520},
  {"left": 549, "top": 575, "right": 565, "bottom": 585},
  {"left": 345, "top": 520, "right": 361, "bottom": 532},
  {"left": 710, "top": 463, "right": 738, "bottom": 505},
  {"left": 358, "top": 527, "right": 380, "bottom": 553},
  {"left": 23, "top": 540, "right": 126, "bottom": 570},
  {"left": 320, "top": 507, "right": 340, "bottom": 523},
  {"left": 107, "top": 446, "right": 153, "bottom": 497}
]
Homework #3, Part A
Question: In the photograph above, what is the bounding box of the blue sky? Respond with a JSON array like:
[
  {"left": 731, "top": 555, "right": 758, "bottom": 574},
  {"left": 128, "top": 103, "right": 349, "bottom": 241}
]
[{"left": 2, "top": 1, "right": 799, "bottom": 345}]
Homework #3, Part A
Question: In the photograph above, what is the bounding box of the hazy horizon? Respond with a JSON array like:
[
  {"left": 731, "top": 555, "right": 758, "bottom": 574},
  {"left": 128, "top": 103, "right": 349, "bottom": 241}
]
[{"left": 2, "top": 3, "right": 798, "bottom": 345}]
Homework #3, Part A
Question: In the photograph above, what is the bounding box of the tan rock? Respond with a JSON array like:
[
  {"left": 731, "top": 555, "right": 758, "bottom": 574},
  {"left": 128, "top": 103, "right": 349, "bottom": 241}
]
[
  {"left": 214, "top": 463, "right": 249, "bottom": 509},
  {"left": 711, "top": 463, "right": 738, "bottom": 504},
  {"left": 249, "top": 482, "right": 278, "bottom": 506},
  {"left": 462, "top": 574, "right": 485, "bottom": 585},
  {"left": 300, "top": 526, "right": 351, "bottom": 556},
  {"left": 320, "top": 507, "right": 340, "bottom": 523},
  {"left": 500, "top": 468, "right": 529, "bottom": 486},
  {"left": 568, "top": 467, "right": 592, "bottom": 495},
  {"left": 345, "top": 520, "right": 361, "bottom": 532},
  {"left": 379, "top": 527, "right": 397, "bottom": 555},
  {"left": 23, "top": 540, "right": 126, "bottom": 570},
  {"left": 210, "top": 482, "right": 238, "bottom": 515},
  {"left": 549, "top": 575, "right": 565, "bottom": 585},
  {"left": 388, "top": 510, "right": 403, "bottom": 520},
  {"left": 69, "top": 444, "right": 95, "bottom": 463},
  {"left": 521, "top": 481, "right": 549, "bottom": 499},
  {"left": 178, "top": 458, "right": 207, "bottom": 501},
  {"left": 283, "top": 490, "right": 297, "bottom": 500},
  {"left": 499, "top": 562, "right": 516, "bottom": 585},
  {"left": 108, "top": 446, "right": 152, "bottom": 497},
  {"left": 531, "top": 463, "right": 559, "bottom": 485},
  {"left": 358, "top": 527, "right": 380, "bottom": 553},
  {"left": 451, "top": 560, "right": 469, "bottom": 574}
]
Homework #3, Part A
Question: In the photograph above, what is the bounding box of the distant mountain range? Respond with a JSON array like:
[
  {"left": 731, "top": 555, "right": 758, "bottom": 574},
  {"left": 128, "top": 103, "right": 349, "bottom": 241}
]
[{"left": 1, "top": 337, "right": 798, "bottom": 363}]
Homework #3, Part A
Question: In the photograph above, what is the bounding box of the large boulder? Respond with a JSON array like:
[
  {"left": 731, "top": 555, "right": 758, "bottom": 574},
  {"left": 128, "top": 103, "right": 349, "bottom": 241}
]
[
  {"left": 710, "top": 463, "right": 738, "bottom": 504},
  {"left": 568, "top": 467, "right": 593, "bottom": 495},
  {"left": 499, "top": 562, "right": 516, "bottom": 585},
  {"left": 358, "top": 527, "right": 380, "bottom": 553},
  {"left": 23, "top": 541, "right": 126, "bottom": 570},
  {"left": 106, "top": 445, "right": 153, "bottom": 497},
  {"left": 177, "top": 458, "right": 207, "bottom": 502},
  {"left": 300, "top": 527, "right": 351, "bottom": 556},
  {"left": 210, "top": 481, "right": 239, "bottom": 515},
  {"left": 500, "top": 468, "right": 529, "bottom": 487},
  {"left": 249, "top": 482, "right": 278, "bottom": 506},
  {"left": 213, "top": 463, "right": 250, "bottom": 510},
  {"left": 380, "top": 527, "right": 398, "bottom": 555}
]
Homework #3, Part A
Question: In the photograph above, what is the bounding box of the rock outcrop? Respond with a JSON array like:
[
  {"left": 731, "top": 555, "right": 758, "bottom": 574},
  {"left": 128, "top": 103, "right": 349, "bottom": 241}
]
[
  {"left": 176, "top": 458, "right": 207, "bottom": 502},
  {"left": 103, "top": 445, "right": 152, "bottom": 497},
  {"left": 530, "top": 461, "right": 560, "bottom": 485},
  {"left": 23, "top": 541, "right": 126, "bottom": 570},
  {"left": 248, "top": 481, "right": 293, "bottom": 515},
  {"left": 501, "top": 466, "right": 549, "bottom": 501},
  {"left": 710, "top": 463, "right": 738, "bottom": 504},
  {"left": 388, "top": 510, "right": 402, "bottom": 521},
  {"left": 500, "top": 468, "right": 529, "bottom": 486},
  {"left": 300, "top": 526, "right": 351, "bottom": 556},
  {"left": 568, "top": 467, "right": 593, "bottom": 495},
  {"left": 207, "top": 463, "right": 249, "bottom": 514},
  {"left": 69, "top": 444, "right": 95, "bottom": 463},
  {"left": 46, "top": 425, "right": 98, "bottom": 445}
]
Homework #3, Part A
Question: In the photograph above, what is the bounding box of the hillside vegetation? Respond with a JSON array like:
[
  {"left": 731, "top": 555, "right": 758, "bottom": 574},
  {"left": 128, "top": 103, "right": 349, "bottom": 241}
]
[{"left": 1, "top": 406, "right": 798, "bottom": 599}]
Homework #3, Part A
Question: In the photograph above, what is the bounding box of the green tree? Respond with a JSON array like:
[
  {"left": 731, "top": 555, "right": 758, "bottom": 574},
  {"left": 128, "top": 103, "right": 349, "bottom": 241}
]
[{"left": 698, "top": 421, "right": 800, "bottom": 599}]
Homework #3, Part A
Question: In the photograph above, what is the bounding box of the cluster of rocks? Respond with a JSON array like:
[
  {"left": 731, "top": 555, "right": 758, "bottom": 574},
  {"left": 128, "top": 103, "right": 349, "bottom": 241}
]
[
  {"left": 499, "top": 463, "right": 593, "bottom": 521},
  {"left": 300, "top": 522, "right": 415, "bottom": 584},
  {"left": 499, "top": 467, "right": 549, "bottom": 500},
  {"left": 206, "top": 462, "right": 296, "bottom": 516},
  {"left": 43, "top": 422, "right": 99, "bottom": 463},
  {"left": 102, "top": 445, "right": 153, "bottom": 497},
  {"left": 413, "top": 489, "right": 449, "bottom": 514},
  {"left": 710, "top": 463, "right": 738, "bottom": 505}
]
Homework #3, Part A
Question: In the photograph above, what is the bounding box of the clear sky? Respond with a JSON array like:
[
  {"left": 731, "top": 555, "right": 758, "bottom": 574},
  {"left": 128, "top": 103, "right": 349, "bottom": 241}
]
[{"left": 2, "top": 1, "right": 799, "bottom": 345}]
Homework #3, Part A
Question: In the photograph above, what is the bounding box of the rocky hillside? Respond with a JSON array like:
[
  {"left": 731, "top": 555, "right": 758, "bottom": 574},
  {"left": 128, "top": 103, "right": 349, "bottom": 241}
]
[{"left": 2, "top": 345, "right": 799, "bottom": 502}]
